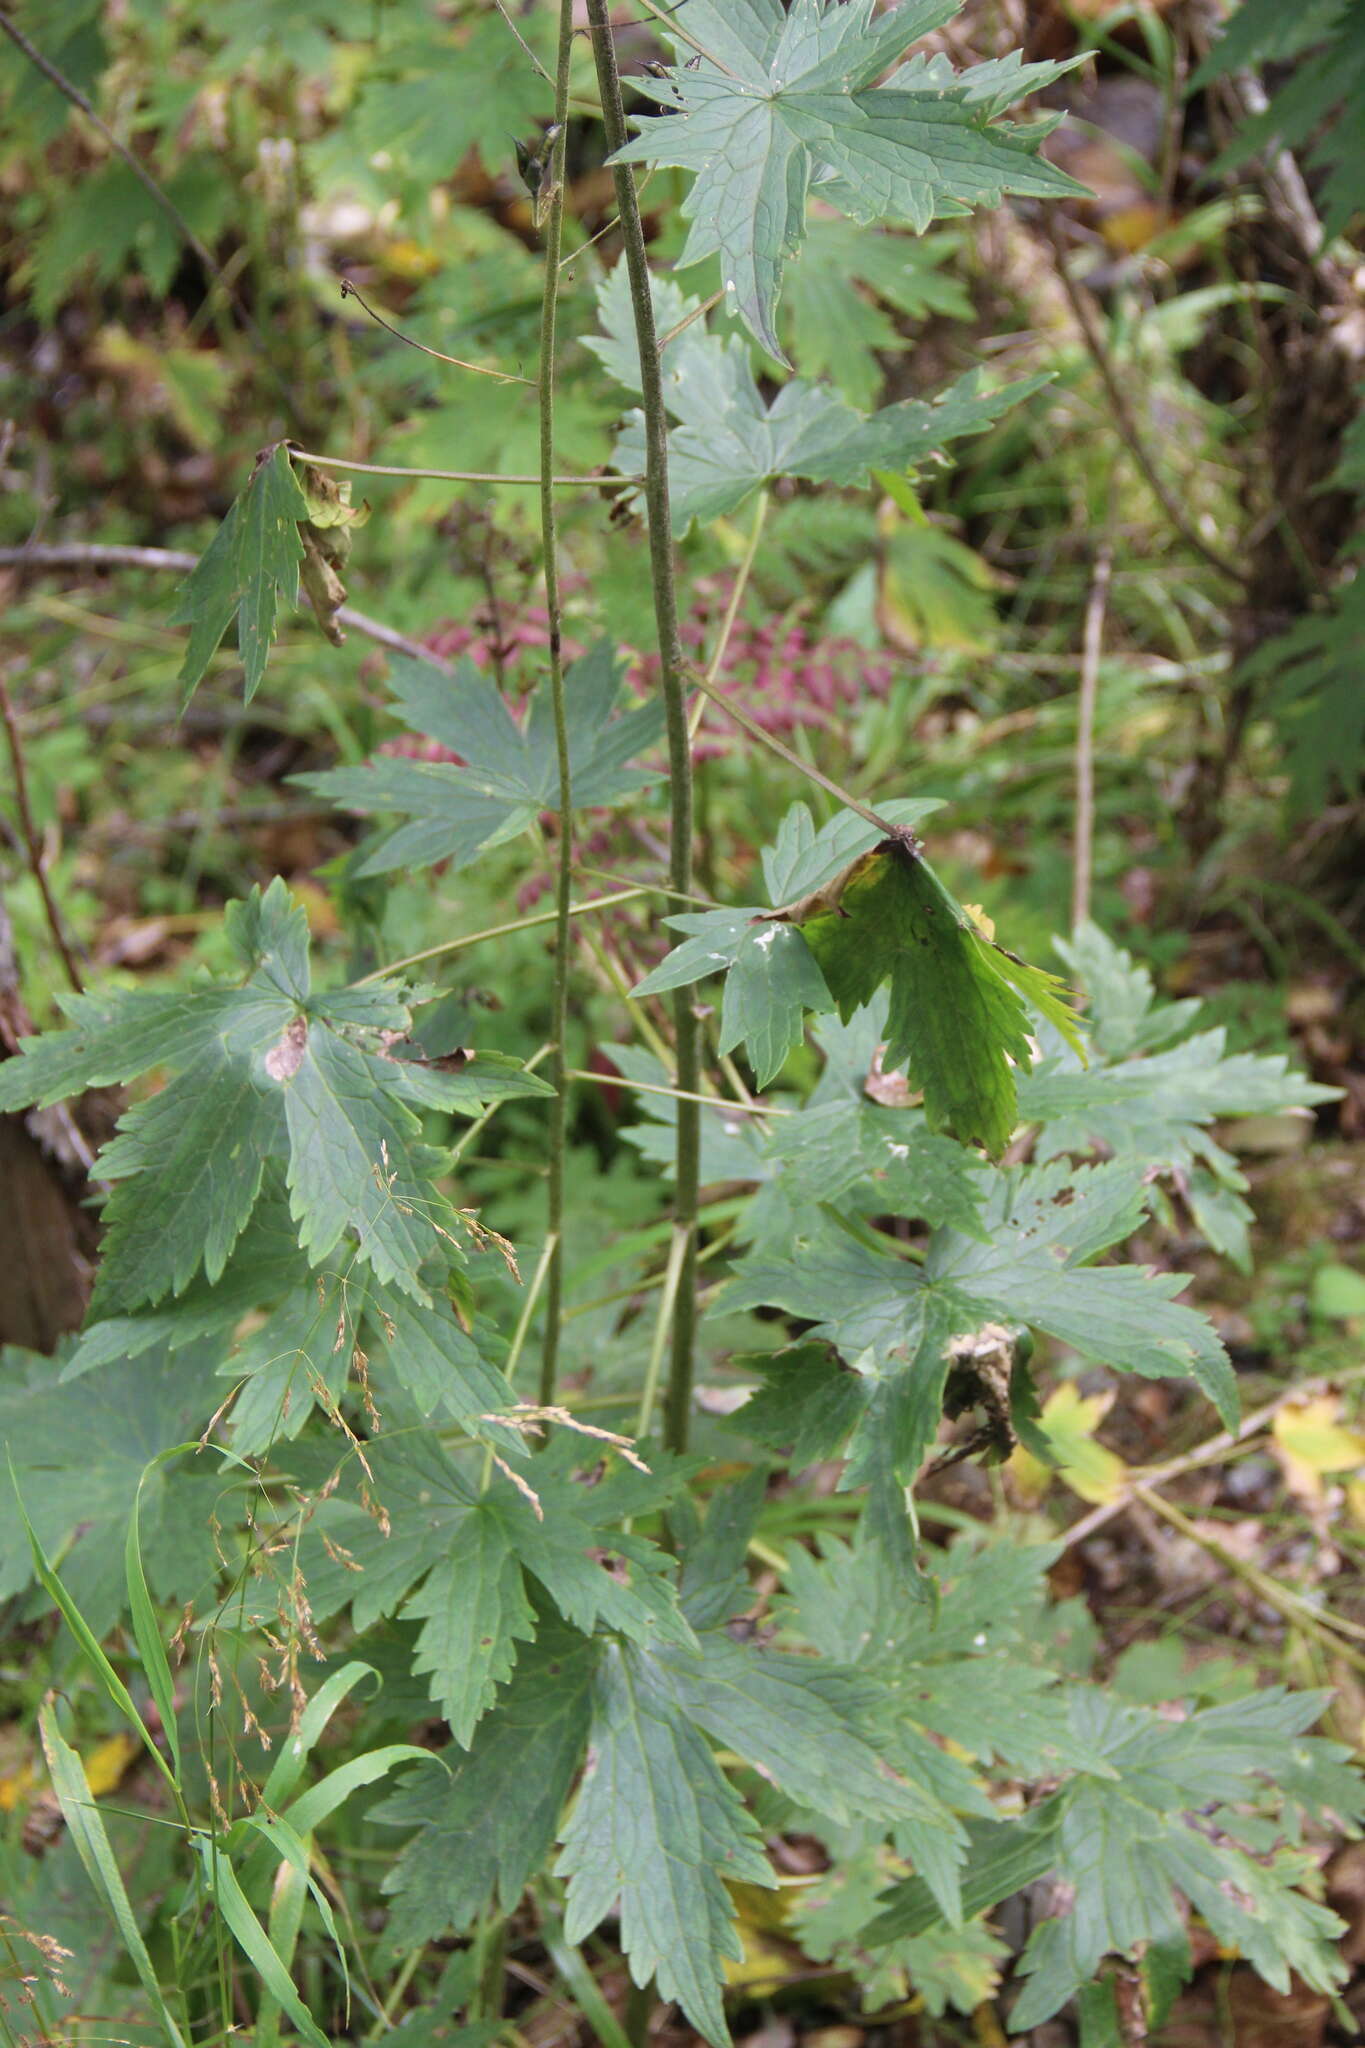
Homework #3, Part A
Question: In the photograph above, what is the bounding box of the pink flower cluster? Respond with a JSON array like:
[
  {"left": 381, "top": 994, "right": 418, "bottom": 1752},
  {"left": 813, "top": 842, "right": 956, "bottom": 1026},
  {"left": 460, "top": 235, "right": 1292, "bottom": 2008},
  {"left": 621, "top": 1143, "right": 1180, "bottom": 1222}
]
[
  {"left": 378, "top": 582, "right": 900, "bottom": 769},
  {"left": 644, "top": 575, "right": 899, "bottom": 760}
]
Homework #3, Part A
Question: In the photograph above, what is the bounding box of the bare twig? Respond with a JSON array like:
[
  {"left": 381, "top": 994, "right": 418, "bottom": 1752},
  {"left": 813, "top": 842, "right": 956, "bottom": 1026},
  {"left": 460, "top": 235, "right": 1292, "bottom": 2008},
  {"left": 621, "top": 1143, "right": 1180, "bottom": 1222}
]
[
  {"left": 490, "top": 0, "right": 556, "bottom": 86},
  {"left": 683, "top": 663, "right": 901, "bottom": 836},
  {"left": 565, "top": 1069, "right": 791, "bottom": 1116},
  {"left": 353, "top": 887, "right": 648, "bottom": 985},
  {"left": 0, "top": 543, "right": 450, "bottom": 669},
  {"left": 0, "top": 674, "right": 84, "bottom": 993},
  {"left": 1046, "top": 221, "right": 1244, "bottom": 585},
  {"left": 658, "top": 289, "right": 725, "bottom": 352},
  {"left": 688, "top": 489, "right": 770, "bottom": 743},
  {"left": 337, "top": 279, "right": 534, "bottom": 384},
  {"left": 0, "top": 6, "right": 294, "bottom": 421},
  {"left": 1061, "top": 1364, "right": 1365, "bottom": 1552},
  {"left": 1071, "top": 544, "right": 1112, "bottom": 931},
  {"left": 1136, "top": 1487, "right": 1365, "bottom": 1677},
  {"left": 287, "top": 449, "right": 632, "bottom": 488}
]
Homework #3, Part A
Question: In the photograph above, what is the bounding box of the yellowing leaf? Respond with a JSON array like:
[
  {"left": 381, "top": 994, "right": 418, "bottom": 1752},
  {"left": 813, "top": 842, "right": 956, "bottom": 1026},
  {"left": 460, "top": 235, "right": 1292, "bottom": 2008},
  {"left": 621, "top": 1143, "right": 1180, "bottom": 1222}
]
[
  {"left": 723, "top": 1883, "right": 797, "bottom": 1991},
  {"left": 0, "top": 1754, "right": 35, "bottom": 1812},
  {"left": 1009, "top": 1384, "right": 1127, "bottom": 1506},
  {"left": 1273, "top": 1395, "right": 1365, "bottom": 1505},
  {"left": 83, "top": 1732, "right": 140, "bottom": 1798}
]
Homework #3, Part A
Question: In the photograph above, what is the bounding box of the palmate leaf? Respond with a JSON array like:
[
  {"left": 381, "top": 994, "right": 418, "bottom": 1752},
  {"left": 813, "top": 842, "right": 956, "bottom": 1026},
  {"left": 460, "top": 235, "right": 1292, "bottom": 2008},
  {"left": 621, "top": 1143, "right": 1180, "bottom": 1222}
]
[
  {"left": 1021, "top": 923, "right": 1340, "bottom": 1269},
  {"left": 297, "top": 642, "right": 662, "bottom": 876},
  {"left": 349, "top": 12, "right": 551, "bottom": 190},
  {"left": 868, "top": 1686, "right": 1364, "bottom": 2026},
  {"left": 296, "top": 1433, "right": 692, "bottom": 1743},
  {"left": 0, "top": 1342, "right": 224, "bottom": 1634},
  {"left": 61, "top": 1195, "right": 521, "bottom": 1458},
  {"left": 781, "top": 217, "right": 970, "bottom": 408},
  {"left": 635, "top": 801, "right": 938, "bottom": 1089},
  {"left": 791, "top": 1849, "right": 1009, "bottom": 2018},
  {"left": 727, "top": 1155, "right": 1237, "bottom": 1519},
  {"left": 765, "top": 1099, "right": 986, "bottom": 1240},
  {"left": 406, "top": 1507, "right": 537, "bottom": 1748},
  {"left": 376, "top": 1614, "right": 598, "bottom": 1945},
  {"left": 612, "top": 0, "right": 1083, "bottom": 359},
  {"left": 591, "top": 266, "right": 1048, "bottom": 530},
  {"left": 638, "top": 806, "right": 1080, "bottom": 1143},
  {"left": 0, "top": 880, "right": 541, "bottom": 1307},
  {"left": 781, "top": 1533, "right": 1095, "bottom": 1811},
  {"left": 558, "top": 1640, "right": 774, "bottom": 2048}
]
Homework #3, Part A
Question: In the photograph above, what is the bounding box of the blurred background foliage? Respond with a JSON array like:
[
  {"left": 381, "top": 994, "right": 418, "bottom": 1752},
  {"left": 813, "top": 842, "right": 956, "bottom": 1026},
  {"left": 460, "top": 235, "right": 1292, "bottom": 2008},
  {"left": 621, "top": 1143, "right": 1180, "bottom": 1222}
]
[{"left": 0, "top": 0, "right": 1363, "bottom": 2042}]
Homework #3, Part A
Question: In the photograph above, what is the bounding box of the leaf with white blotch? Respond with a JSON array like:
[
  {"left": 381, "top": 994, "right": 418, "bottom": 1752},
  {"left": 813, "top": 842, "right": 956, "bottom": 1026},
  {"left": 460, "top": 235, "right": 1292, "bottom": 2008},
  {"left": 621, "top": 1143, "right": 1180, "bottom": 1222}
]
[
  {"left": 610, "top": 1, "right": 1083, "bottom": 360},
  {"left": 0, "top": 879, "right": 541, "bottom": 1307},
  {"left": 297, "top": 641, "right": 662, "bottom": 877},
  {"left": 558, "top": 1639, "right": 773, "bottom": 2048},
  {"left": 634, "top": 801, "right": 939, "bottom": 1088},
  {"left": 591, "top": 266, "right": 1049, "bottom": 530}
]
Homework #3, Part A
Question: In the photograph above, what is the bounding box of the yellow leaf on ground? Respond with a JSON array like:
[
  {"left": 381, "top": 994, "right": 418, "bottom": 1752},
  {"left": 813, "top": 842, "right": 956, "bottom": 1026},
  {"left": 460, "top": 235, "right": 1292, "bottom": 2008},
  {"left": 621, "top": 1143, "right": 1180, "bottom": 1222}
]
[
  {"left": 1273, "top": 1396, "right": 1365, "bottom": 1506},
  {"left": 0, "top": 1756, "right": 35, "bottom": 1812},
  {"left": 82, "top": 1732, "right": 140, "bottom": 1799},
  {"left": 1009, "top": 1384, "right": 1127, "bottom": 1506},
  {"left": 722, "top": 1881, "right": 798, "bottom": 1993}
]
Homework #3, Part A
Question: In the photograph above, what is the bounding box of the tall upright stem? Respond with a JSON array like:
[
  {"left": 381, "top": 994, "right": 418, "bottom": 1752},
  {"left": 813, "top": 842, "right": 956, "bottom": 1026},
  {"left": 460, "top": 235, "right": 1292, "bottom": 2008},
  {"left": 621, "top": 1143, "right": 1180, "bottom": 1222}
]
[
  {"left": 538, "top": 0, "right": 576, "bottom": 1407},
  {"left": 586, "top": 1, "right": 700, "bottom": 1452}
]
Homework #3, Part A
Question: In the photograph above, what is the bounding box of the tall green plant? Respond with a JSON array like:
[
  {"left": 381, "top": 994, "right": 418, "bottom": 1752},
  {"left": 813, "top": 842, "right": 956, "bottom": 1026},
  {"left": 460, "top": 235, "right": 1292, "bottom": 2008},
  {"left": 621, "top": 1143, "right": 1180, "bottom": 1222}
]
[{"left": 0, "top": 5, "right": 1358, "bottom": 2045}]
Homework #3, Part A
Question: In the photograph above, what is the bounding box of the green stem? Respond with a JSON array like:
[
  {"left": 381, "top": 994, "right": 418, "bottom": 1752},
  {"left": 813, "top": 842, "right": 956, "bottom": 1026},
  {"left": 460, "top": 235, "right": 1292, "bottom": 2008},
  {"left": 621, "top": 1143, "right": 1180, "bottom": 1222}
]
[
  {"left": 685, "top": 661, "right": 898, "bottom": 835},
  {"left": 538, "top": 1, "right": 576, "bottom": 1409},
  {"left": 587, "top": 0, "right": 700, "bottom": 1456},
  {"left": 624, "top": 1979, "right": 656, "bottom": 2048},
  {"left": 634, "top": 1224, "right": 691, "bottom": 1441},
  {"left": 480, "top": 1232, "right": 559, "bottom": 1496},
  {"left": 287, "top": 449, "right": 625, "bottom": 488},
  {"left": 353, "top": 886, "right": 645, "bottom": 984},
  {"left": 472, "top": 1910, "right": 508, "bottom": 2023}
]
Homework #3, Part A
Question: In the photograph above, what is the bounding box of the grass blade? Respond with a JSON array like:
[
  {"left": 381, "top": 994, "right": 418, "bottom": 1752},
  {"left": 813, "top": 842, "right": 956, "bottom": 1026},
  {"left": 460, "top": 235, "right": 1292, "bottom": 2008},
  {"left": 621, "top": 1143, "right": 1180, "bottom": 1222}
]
[{"left": 38, "top": 1702, "right": 188, "bottom": 2048}]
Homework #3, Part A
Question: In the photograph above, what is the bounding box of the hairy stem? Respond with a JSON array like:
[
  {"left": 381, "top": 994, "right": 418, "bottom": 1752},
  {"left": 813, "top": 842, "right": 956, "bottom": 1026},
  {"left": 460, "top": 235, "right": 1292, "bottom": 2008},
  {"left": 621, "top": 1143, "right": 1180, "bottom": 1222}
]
[
  {"left": 1071, "top": 544, "right": 1112, "bottom": 931},
  {"left": 587, "top": 0, "right": 700, "bottom": 1454},
  {"left": 539, "top": 0, "right": 576, "bottom": 1407}
]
